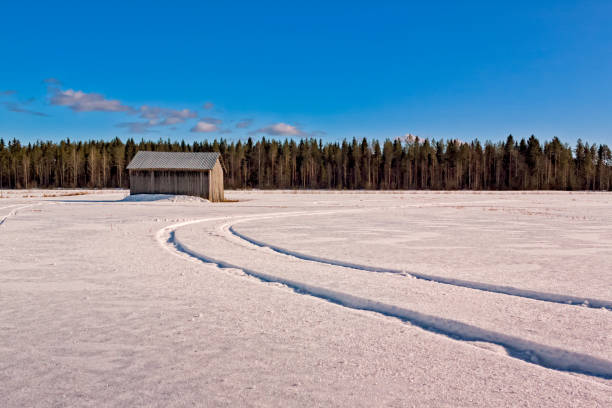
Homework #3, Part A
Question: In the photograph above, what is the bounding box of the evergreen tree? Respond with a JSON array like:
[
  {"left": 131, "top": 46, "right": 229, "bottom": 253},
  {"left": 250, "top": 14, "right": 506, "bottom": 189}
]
[{"left": 0, "top": 135, "right": 609, "bottom": 191}]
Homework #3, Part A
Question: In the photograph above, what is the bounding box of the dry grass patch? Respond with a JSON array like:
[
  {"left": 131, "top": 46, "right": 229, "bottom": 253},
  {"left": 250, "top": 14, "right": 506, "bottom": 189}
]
[{"left": 41, "top": 192, "right": 90, "bottom": 198}]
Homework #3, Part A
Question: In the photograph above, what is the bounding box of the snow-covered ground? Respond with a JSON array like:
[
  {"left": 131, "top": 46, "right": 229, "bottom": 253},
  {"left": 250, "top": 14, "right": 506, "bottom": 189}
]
[{"left": 1, "top": 190, "right": 610, "bottom": 407}]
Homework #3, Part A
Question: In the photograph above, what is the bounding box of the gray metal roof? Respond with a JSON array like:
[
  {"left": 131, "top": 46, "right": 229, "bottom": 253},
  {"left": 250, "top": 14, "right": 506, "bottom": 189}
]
[{"left": 126, "top": 151, "right": 220, "bottom": 171}]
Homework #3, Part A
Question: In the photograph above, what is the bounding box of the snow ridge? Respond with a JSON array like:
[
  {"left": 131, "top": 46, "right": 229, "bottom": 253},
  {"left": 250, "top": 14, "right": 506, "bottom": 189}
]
[
  {"left": 160, "top": 222, "right": 612, "bottom": 380},
  {"left": 229, "top": 225, "right": 612, "bottom": 311}
]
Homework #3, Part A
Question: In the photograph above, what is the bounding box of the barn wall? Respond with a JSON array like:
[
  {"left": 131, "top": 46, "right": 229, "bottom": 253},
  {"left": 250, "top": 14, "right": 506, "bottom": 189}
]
[
  {"left": 129, "top": 170, "right": 210, "bottom": 198},
  {"left": 209, "top": 160, "right": 224, "bottom": 202}
]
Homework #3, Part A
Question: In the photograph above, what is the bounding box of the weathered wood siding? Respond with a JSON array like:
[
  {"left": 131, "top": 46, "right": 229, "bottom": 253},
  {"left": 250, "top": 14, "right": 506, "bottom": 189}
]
[
  {"left": 129, "top": 170, "right": 210, "bottom": 198},
  {"left": 209, "top": 160, "right": 224, "bottom": 202}
]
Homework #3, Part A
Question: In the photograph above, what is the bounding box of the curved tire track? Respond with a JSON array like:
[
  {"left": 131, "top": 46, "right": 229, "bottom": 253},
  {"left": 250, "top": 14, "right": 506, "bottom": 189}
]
[
  {"left": 229, "top": 222, "right": 612, "bottom": 311},
  {"left": 157, "top": 214, "right": 612, "bottom": 380},
  {"left": 0, "top": 204, "right": 35, "bottom": 227}
]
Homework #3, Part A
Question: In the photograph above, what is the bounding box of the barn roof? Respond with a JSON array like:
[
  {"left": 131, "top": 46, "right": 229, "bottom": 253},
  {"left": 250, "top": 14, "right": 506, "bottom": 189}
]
[{"left": 127, "top": 151, "right": 220, "bottom": 171}]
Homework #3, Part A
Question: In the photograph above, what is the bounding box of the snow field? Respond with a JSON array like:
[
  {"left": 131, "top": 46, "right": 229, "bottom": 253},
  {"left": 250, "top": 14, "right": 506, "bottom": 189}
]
[
  {"left": 0, "top": 190, "right": 611, "bottom": 406},
  {"left": 171, "top": 214, "right": 612, "bottom": 378},
  {"left": 233, "top": 193, "right": 612, "bottom": 300}
]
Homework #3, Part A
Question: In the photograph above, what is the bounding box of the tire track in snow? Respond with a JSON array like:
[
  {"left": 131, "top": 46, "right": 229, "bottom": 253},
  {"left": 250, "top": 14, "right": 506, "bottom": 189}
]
[
  {"left": 0, "top": 204, "right": 27, "bottom": 211},
  {"left": 228, "top": 222, "right": 612, "bottom": 311},
  {"left": 157, "top": 216, "right": 612, "bottom": 380},
  {"left": 0, "top": 204, "right": 35, "bottom": 227}
]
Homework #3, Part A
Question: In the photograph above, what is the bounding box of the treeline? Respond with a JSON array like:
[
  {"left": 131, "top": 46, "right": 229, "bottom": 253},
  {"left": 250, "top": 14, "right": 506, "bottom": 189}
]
[{"left": 0, "top": 135, "right": 611, "bottom": 191}]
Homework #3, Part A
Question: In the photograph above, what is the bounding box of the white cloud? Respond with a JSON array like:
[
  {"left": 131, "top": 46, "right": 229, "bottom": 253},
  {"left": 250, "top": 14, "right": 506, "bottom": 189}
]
[
  {"left": 251, "top": 122, "right": 305, "bottom": 136},
  {"left": 191, "top": 120, "right": 218, "bottom": 133},
  {"left": 201, "top": 116, "right": 222, "bottom": 125},
  {"left": 43, "top": 78, "right": 62, "bottom": 85},
  {"left": 236, "top": 118, "right": 253, "bottom": 129},
  {"left": 203, "top": 102, "right": 214, "bottom": 110},
  {"left": 115, "top": 122, "right": 156, "bottom": 134},
  {"left": 397, "top": 133, "right": 426, "bottom": 144},
  {"left": 139, "top": 106, "right": 161, "bottom": 120},
  {"left": 51, "top": 89, "right": 134, "bottom": 112},
  {"left": 2, "top": 102, "right": 49, "bottom": 117},
  {"left": 398, "top": 133, "right": 417, "bottom": 143},
  {"left": 159, "top": 116, "right": 184, "bottom": 125},
  {"left": 1, "top": 90, "right": 48, "bottom": 116},
  {"left": 139, "top": 106, "right": 197, "bottom": 126},
  {"left": 45, "top": 81, "right": 225, "bottom": 135}
]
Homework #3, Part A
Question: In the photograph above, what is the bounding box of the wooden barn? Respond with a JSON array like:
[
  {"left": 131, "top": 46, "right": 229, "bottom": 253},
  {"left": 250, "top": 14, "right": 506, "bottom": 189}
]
[{"left": 126, "top": 151, "right": 224, "bottom": 202}]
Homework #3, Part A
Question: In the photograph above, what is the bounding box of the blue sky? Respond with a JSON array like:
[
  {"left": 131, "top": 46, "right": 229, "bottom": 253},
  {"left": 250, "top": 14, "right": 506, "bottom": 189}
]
[{"left": 1, "top": 1, "right": 611, "bottom": 145}]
